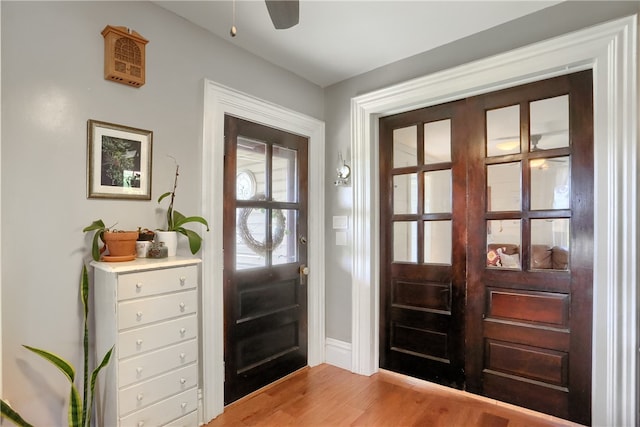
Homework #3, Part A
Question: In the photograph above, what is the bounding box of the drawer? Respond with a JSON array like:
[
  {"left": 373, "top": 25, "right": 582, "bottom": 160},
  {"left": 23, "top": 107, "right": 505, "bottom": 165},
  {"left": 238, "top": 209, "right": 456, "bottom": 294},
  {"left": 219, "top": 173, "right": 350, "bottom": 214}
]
[
  {"left": 118, "top": 290, "right": 197, "bottom": 330},
  {"left": 163, "top": 410, "right": 198, "bottom": 427},
  {"left": 118, "top": 266, "right": 197, "bottom": 301},
  {"left": 119, "top": 314, "right": 197, "bottom": 359},
  {"left": 119, "top": 339, "right": 197, "bottom": 388},
  {"left": 120, "top": 388, "right": 197, "bottom": 427},
  {"left": 119, "top": 364, "right": 197, "bottom": 416}
]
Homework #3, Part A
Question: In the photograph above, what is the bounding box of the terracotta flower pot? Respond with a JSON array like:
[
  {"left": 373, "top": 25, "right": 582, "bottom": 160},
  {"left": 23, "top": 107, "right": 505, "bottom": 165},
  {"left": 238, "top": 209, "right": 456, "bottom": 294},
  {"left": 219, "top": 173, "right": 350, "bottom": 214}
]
[{"left": 102, "top": 231, "right": 139, "bottom": 257}]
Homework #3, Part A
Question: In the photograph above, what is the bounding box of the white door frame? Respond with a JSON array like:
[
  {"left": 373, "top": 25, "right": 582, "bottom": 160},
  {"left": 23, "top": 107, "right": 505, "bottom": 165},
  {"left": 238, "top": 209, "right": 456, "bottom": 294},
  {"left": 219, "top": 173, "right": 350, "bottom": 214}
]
[
  {"left": 201, "top": 81, "right": 326, "bottom": 422},
  {"left": 351, "top": 16, "right": 637, "bottom": 426}
]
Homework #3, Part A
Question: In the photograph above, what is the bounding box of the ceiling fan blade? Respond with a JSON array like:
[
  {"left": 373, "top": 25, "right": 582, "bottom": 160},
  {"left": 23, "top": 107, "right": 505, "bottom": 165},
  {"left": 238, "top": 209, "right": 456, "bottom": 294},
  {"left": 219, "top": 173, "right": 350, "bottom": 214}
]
[{"left": 265, "top": 0, "right": 299, "bottom": 29}]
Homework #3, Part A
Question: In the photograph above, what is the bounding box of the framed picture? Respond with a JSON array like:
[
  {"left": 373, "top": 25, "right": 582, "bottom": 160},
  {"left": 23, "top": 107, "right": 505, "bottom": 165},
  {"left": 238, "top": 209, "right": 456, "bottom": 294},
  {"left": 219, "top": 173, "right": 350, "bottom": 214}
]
[{"left": 87, "top": 119, "right": 153, "bottom": 200}]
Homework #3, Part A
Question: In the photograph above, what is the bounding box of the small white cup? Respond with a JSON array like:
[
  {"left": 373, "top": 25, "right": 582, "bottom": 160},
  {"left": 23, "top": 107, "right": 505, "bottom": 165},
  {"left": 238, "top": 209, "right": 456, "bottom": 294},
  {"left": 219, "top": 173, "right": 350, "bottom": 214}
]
[{"left": 136, "top": 241, "right": 152, "bottom": 258}]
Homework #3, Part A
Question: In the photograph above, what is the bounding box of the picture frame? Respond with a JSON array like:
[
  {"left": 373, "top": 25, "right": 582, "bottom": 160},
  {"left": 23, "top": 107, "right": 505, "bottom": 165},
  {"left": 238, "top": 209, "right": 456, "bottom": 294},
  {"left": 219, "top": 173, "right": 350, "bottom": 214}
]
[{"left": 87, "top": 119, "right": 153, "bottom": 200}]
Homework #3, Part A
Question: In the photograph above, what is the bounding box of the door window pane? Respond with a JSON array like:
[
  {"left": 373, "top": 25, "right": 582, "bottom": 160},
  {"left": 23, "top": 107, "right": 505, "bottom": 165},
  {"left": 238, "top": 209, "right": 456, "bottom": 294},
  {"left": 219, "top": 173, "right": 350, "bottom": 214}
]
[
  {"left": 530, "top": 95, "right": 569, "bottom": 151},
  {"left": 531, "top": 156, "right": 570, "bottom": 210},
  {"left": 394, "top": 173, "right": 417, "bottom": 214},
  {"left": 236, "top": 207, "right": 267, "bottom": 270},
  {"left": 272, "top": 145, "right": 298, "bottom": 203},
  {"left": 424, "top": 119, "right": 451, "bottom": 164},
  {"left": 394, "top": 221, "right": 417, "bottom": 263},
  {"left": 487, "top": 162, "right": 521, "bottom": 212},
  {"left": 487, "top": 219, "right": 521, "bottom": 269},
  {"left": 487, "top": 105, "right": 520, "bottom": 157},
  {"left": 393, "top": 126, "right": 417, "bottom": 168},
  {"left": 272, "top": 209, "right": 297, "bottom": 266},
  {"left": 237, "top": 137, "right": 266, "bottom": 199},
  {"left": 424, "top": 170, "right": 452, "bottom": 213},
  {"left": 531, "top": 218, "right": 569, "bottom": 270},
  {"left": 424, "top": 220, "right": 452, "bottom": 264}
]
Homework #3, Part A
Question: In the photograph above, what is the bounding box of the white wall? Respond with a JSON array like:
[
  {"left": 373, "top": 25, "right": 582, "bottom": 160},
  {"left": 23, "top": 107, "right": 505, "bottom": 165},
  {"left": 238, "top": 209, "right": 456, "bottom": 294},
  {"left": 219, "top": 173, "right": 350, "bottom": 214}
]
[{"left": 0, "top": 1, "right": 322, "bottom": 423}]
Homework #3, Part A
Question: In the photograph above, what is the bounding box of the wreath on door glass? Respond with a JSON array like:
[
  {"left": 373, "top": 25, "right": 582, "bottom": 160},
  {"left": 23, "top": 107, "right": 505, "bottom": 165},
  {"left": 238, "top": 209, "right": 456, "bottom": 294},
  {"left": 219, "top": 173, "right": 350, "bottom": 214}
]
[{"left": 237, "top": 194, "right": 286, "bottom": 255}]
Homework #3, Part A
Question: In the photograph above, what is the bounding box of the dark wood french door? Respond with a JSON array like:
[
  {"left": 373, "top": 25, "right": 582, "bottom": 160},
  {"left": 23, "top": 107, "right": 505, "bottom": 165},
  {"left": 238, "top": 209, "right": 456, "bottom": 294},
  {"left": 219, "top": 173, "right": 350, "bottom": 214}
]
[
  {"left": 223, "top": 115, "right": 309, "bottom": 405},
  {"left": 380, "top": 70, "right": 593, "bottom": 425}
]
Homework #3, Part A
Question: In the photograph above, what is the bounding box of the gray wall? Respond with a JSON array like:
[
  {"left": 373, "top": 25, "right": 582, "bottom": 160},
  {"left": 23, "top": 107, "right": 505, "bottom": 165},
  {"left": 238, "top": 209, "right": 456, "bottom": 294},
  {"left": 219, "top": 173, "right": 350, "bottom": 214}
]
[
  {"left": 323, "top": 0, "right": 640, "bottom": 342},
  {"left": 1, "top": 1, "right": 322, "bottom": 423}
]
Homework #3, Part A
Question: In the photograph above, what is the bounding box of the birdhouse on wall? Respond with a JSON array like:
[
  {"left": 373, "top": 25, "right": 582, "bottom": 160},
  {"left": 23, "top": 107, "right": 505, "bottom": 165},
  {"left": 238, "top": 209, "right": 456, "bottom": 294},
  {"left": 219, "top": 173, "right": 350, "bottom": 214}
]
[{"left": 101, "top": 25, "right": 148, "bottom": 88}]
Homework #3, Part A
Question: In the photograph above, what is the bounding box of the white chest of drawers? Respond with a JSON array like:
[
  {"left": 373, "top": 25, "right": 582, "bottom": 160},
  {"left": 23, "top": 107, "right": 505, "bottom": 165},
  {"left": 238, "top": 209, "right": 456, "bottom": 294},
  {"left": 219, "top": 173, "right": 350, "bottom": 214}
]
[{"left": 92, "top": 257, "right": 202, "bottom": 427}]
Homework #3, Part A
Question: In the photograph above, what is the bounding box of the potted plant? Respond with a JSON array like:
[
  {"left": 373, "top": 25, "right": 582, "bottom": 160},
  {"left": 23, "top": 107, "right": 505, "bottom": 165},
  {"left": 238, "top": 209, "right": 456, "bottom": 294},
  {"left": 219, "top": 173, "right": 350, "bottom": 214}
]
[
  {"left": 0, "top": 265, "right": 113, "bottom": 427},
  {"left": 157, "top": 163, "right": 209, "bottom": 256},
  {"left": 83, "top": 220, "right": 139, "bottom": 262}
]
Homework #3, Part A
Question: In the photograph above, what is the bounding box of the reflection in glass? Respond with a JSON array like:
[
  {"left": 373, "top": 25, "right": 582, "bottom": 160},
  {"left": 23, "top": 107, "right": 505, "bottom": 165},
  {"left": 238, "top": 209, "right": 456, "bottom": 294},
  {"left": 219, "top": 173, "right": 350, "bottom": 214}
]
[
  {"left": 394, "top": 173, "right": 417, "bottom": 214},
  {"left": 530, "top": 95, "right": 569, "bottom": 151},
  {"left": 424, "top": 221, "right": 452, "bottom": 264},
  {"left": 237, "top": 136, "right": 266, "bottom": 198},
  {"left": 393, "top": 126, "right": 417, "bottom": 168},
  {"left": 531, "top": 156, "right": 570, "bottom": 210},
  {"left": 486, "top": 105, "right": 520, "bottom": 157},
  {"left": 486, "top": 219, "right": 521, "bottom": 269},
  {"left": 273, "top": 209, "right": 297, "bottom": 266},
  {"left": 424, "top": 170, "right": 452, "bottom": 213},
  {"left": 236, "top": 207, "right": 267, "bottom": 270},
  {"left": 272, "top": 145, "right": 298, "bottom": 203},
  {"left": 424, "top": 120, "right": 451, "bottom": 164},
  {"left": 487, "top": 162, "right": 521, "bottom": 211},
  {"left": 393, "top": 221, "right": 417, "bottom": 263},
  {"left": 531, "top": 219, "right": 570, "bottom": 270}
]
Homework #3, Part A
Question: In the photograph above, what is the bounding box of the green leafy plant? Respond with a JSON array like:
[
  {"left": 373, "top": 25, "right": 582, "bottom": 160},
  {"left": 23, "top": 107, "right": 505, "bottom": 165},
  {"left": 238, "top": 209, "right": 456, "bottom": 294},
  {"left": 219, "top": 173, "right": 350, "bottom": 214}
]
[
  {"left": 158, "top": 163, "right": 209, "bottom": 254},
  {"left": 0, "top": 265, "right": 113, "bottom": 427},
  {"left": 82, "top": 219, "right": 110, "bottom": 262}
]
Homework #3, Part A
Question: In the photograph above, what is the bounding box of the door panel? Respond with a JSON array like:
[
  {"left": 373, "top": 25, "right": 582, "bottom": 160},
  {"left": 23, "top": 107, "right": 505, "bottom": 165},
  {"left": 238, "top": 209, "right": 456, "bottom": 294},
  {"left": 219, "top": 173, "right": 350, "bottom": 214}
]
[
  {"left": 380, "top": 101, "right": 467, "bottom": 388},
  {"left": 379, "top": 70, "right": 593, "bottom": 425},
  {"left": 223, "top": 115, "right": 308, "bottom": 405}
]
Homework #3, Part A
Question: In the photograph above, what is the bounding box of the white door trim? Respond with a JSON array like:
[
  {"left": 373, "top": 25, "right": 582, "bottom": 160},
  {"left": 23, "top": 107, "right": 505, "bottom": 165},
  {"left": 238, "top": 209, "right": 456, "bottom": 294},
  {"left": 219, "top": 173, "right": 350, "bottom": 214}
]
[
  {"left": 351, "top": 15, "right": 637, "bottom": 426},
  {"left": 201, "top": 81, "right": 326, "bottom": 422}
]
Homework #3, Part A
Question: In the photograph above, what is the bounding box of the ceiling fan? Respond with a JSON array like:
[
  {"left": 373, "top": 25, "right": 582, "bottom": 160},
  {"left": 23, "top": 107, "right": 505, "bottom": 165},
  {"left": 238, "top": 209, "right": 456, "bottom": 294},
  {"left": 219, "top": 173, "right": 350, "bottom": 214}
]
[
  {"left": 265, "top": 0, "right": 300, "bottom": 29},
  {"left": 230, "top": 0, "right": 299, "bottom": 37}
]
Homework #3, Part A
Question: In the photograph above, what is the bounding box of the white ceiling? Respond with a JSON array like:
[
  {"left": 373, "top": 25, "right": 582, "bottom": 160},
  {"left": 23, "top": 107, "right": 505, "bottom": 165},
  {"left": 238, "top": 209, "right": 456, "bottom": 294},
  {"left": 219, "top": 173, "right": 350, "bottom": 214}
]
[{"left": 155, "top": 1, "right": 560, "bottom": 88}]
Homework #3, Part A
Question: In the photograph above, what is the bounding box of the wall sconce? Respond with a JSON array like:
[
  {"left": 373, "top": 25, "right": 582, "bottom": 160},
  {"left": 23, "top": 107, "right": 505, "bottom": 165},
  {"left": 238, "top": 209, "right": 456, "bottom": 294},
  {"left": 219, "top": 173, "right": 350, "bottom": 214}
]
[{"left": 334, "top": 151, "right": 351, "bottom": 186}]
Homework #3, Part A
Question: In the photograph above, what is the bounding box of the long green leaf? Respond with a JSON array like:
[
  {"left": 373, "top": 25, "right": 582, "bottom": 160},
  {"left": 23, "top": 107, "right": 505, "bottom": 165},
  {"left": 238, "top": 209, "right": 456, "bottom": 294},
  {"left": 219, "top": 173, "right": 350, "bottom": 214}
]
[
  {"left": 157, "top": 191, "right": 172, "bottom": 203},
  {"left": 174, "top": 215, "right": 210, "bottom": 231},
  {"left": 22, "top": 346, "right": 75, "bottom": 383},
  {"left": 80, "top": 265, "right": 89, "bottom": 427},
  {"left": 177, "top": 227, "right": 203, "bottom": 254},
  {"left": 86, "top": 347, "right": 114, "bottom": 427},
  {"left": 81, "top": 220, "right": 105, "bottom": 233},
  {"left": 68, "top": 386, "right": 82, "bottom": 427},
  {"left": 1, "top": 399, "right": 33, "bottom": 427},
  {"left": 90, "top": 231, "right": 102, "bottom": 262}
]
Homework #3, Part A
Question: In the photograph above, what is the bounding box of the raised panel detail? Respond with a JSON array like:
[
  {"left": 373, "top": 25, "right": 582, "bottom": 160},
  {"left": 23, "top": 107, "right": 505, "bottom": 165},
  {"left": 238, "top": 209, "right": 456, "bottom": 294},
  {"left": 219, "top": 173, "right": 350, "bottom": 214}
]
[
  {"left": 488, "top": 289, "right": 568, "bottom": 326},
  {"left": 237, "top": 322, "right": 298, "bottom": 372},
  {"left": 486, "top": 340, "right": 568, "bottom": 386},
  {"left": 239, "top": 280, "right": 297, "bottom": 319},
  {"left": 393, "top": 280, "right": 451, "bottom": 312},
  {"left": 391, "top": 323, "right": 448, "bottom": 360}
]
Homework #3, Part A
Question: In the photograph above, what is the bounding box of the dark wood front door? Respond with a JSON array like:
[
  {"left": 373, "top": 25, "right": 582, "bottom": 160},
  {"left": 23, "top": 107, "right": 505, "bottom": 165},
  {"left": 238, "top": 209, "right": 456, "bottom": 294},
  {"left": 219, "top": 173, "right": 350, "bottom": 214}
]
[
  {"left": 380, "top": 70, "right": 593, "bottom": 425},
  {"left": 223, "top": 115, "right": 309, "bottom": 405}
]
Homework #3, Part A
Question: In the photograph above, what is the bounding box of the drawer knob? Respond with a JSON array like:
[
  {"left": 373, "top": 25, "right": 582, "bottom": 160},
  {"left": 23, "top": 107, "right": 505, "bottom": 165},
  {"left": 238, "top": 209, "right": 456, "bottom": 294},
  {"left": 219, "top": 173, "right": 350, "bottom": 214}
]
[
  {"left": 180, "top": 378, "right": 187, "bottom": 385},
  {"left": 136, "top": 367, "right": 143, "bottom": 374},
  {"left": 180, "top": 328, "right": 186, "bottom": 335},
  {"left": 137, "top": 393, "right": 144, "bottom": 401},
  {"left": 138, "top": 422, "right": 144, "bottom": 427},
  {"left": 136, "top": 282, "right": 143, "bottom": 290},
  {"left": 180, "top": 352, "right": 186, "bottom": 360},
  {"left": 136, "top": 311, "right": 143, "bottom": 319},
  {"left": 181, "top": 402, "right": 187, "bottom": 410},
  {"left": 136, "top": 339, "right": 143, "bottom": 346},
  {"left": 179, "top": 302, "right": 186, "bottom": 311},
  {"left": 180, "top": 277, "right": 186, "bottom": 286}
]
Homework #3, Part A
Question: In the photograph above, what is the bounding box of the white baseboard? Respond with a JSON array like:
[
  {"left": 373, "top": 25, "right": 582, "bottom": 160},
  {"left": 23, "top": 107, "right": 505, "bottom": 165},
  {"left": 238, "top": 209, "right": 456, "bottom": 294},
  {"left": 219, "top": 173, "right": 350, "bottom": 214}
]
[{"left": 325, "top": 338, "right": 352, "bottom": 371}]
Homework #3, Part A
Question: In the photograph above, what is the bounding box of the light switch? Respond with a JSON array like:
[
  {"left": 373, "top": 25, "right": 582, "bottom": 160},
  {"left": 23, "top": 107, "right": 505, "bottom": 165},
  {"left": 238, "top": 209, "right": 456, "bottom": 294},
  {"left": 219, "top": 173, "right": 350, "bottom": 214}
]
[{"left": 333, "top": 216, "right": 348, "bottom": 230}]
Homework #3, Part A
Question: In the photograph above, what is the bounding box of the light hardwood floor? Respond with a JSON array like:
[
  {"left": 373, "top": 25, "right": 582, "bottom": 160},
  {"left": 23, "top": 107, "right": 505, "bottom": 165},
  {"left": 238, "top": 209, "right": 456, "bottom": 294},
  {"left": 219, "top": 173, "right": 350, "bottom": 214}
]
[{"left": 204, "top": 364, "right": 583, "bottom": 427}]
